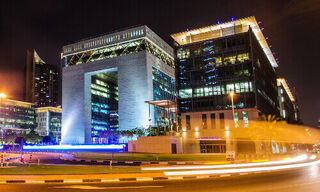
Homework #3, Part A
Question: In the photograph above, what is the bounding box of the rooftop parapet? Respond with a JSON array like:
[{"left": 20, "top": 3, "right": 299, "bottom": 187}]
[{"left": 171, "top": 16, "right": 278, "bottom": 68}]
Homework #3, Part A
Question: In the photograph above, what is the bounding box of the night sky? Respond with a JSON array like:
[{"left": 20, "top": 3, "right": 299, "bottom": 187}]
[{"left": 0, "top": 0, "right": 319, "bottom": 127}]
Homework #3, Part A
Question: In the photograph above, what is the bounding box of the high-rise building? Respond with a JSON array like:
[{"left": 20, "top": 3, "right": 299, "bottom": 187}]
[
  {"left": 277, "top": 78, "right": 299, "bottom": 123},
  {"left": 61, "top": 26, "right": 175, "bottom": 144},
  {"left": 0, "top": 98, "right": 35, "bottom": 143},
  {"left": 36, "top": 106, "right": 62, "bottom": 144},
  {"left": 172, "top": 16, "right": 279, "bottom": 132},
  {"left": 25, "top": 50, "right": 58, "bottom": 107}
]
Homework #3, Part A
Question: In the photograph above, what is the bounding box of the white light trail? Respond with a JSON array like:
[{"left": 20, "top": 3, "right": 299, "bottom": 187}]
[
  {"left": 310, "top": 155, "right": 317, "bottom": 160},
  {"left": 164, "top": 159, "right": 320, "bottom": 176},
  {"left": 142, "top": 155, "right": 309, "bottom": 171}
]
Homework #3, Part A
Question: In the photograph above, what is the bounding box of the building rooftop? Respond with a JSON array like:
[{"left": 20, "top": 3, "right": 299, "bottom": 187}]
[
  {"left": 171, "top": 16, "right": 278, "bottom": 68},
  {"left": 0, "top": 99, "right": 34, "bottom": 108},
  {"left": 277, "top": 78, "right": 295, "bottom": 102},
  {"left": 62, "top": 25, "right": 174, "bottom": 59},
  {"left": 36, "top": 106, "right": 62, "bottom": 113}
]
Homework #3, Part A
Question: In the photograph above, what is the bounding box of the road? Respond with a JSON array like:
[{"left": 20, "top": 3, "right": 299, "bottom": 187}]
[{"left": 0, "top": 165, "right": 320, "bottom": 192}]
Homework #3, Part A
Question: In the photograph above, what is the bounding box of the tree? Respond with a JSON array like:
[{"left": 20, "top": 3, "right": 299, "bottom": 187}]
[
  {"left": 15, "top": 137, "right": 25, "bottom": 146},
  {"left": 25, "top": 130, "right": 41, "bottom": 144},
  {"left": 42, "top": 136, "right": 51, "bottom": 144},
  {"left": 132, "top": 127, "right": 145, "bottom": 137},
  {"left": 100, "top": 130, "right": 119, "bottom": 144},
  {"left": 3, "top": 130, "right": 17, "bottom": 144}
]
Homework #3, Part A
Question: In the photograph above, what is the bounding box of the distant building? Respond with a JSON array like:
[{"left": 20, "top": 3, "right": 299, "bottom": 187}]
[
  {"left": 36, "top": 106, "right": 62, "bottom": 144},
  {"left": 25, "top": 50, "right": 58, "bottom": 107},
  {"left": 172, "top": 16, "right": 279, "bottom": 135},
  {"left": 61, "top": 26, "right": 175, "bottom": 144},
  {"left": 277, "top": 78, "right": 299, "bottom": 123},
  {"left": 0, "top": 98, "right": 35, "bottom": 139}
]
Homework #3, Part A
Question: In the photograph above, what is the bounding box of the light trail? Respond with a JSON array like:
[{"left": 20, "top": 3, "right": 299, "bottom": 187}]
[
  {"left": 142, "top": 154, "right": 308, "bottom": 171},
  {"left": 23, "top": 144, "right": 125, "bottom": 150},
  {"left": 164, "top": 159, "right": 320, "bottom": 176}
]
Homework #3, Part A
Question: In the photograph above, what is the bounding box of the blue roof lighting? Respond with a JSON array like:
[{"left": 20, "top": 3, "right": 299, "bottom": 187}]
[{"left": 0, "top": 145, "right": 3, "bottom": 150}]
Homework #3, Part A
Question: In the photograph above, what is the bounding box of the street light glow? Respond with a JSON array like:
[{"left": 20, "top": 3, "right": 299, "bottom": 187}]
[{"left": 0, "top": 93, "right": 6, "bottom": 99}]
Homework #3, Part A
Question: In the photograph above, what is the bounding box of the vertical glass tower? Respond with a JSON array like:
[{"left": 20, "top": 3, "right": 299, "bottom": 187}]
[{"left": 25, "top": 50, "right": 58, "bottom": 107}]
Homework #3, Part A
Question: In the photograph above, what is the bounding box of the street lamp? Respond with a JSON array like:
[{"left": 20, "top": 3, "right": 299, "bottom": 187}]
[
  {"left": 0, "top": 93, "right": 6, "bottom": 102},
  {"left": 0, "top": 93, "right": 6, "bottom": 144},
  {"left": 229, "top": 92, "right": 235, "bottom": 124}
]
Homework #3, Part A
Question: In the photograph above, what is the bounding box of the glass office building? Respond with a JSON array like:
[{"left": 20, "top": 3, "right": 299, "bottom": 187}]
[
  {"left": 36, "top": 106, "right": 62, "bottom": 144},
  {"left": 277, "top": 78, "right": 299, "bottom": 124},
  {"left": 25, "top": 50, "right": 58, "bottom": 107},
  {"left": 0, "top": 99, "right": 35, "bottom": 143},
  {"left": 61, "top": 26, "right": 175, "bottom": 144},
  {"left": 171, "top": 16, "right": 280, "bottom": 134}
]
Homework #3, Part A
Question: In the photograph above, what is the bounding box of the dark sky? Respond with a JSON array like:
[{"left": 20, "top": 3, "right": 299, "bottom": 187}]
[{"left": 0, "top": 0, "right": 319, "bottom": 127}]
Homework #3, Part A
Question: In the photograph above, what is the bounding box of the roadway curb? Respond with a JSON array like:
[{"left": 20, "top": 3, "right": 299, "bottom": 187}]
[
  {"left": 0, "top": 173, "right": 247, "bottom": 184},
  {"left": 60, "top": 158, "right": 227, "bottom": 166}
]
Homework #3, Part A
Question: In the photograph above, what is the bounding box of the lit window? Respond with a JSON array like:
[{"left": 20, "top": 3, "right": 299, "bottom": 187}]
[
  {"left": 215, "top": 57, "right": 222, "bottom": 66},
  {"left": 237, "top": 53, "right": 249, "bottom": 63},
  {"left": 224, "top": 55, "right": 236, "bottom": 64},
  {"left": 242, "top": 111, "right": 248, "bottom": 127}
]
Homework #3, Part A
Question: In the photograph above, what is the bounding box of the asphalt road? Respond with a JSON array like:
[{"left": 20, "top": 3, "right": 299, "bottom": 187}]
[{"left": 1, "top": 165, "right": 320, "bottom": 192}]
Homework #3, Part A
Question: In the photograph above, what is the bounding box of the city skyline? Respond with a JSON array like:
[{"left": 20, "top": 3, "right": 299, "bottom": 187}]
[{"left": 0, "top": 0, "right": 319, "bottom": 127}]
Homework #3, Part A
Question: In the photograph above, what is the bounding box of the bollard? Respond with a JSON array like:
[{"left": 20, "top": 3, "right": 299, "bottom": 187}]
[
  {"left": 29, "top": 154, "right": 33, "bottom": 166},
  {"left": 38, "top": 159, "right": 40, "bottom": 166},
  {"left": 6, "top": 162, "right": 8, "bottom": 167},
  {"left": 109, "top": 160, "right": 112, "bottom": 169}
]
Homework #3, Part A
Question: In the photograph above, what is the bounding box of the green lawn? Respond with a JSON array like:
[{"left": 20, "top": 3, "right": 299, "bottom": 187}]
[
  {"left": 73, "top": 152, "right": 227, "bottom": 161},
  {"left": 0, "top": 164, "right": 144, "bottom": 175}
]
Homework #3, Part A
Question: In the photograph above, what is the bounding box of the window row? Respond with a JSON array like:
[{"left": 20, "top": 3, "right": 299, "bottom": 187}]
[{"left": 179, "top": 81, "right": 253, "bottom": 98}]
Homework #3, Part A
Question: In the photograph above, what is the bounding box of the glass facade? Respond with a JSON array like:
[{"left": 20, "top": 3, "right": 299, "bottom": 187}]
[
  {"left": 91, "top": 72, "right": 118, "bottom": 144},
  {"left": 0, "top": 100, "right": 35, "bottom": 138},
  {"left": 25, "top": 50, "right": 58, "bottom": 107},
  {"left": 152, "top": 67, "right": 176, "bottom": 126},
  {"left": 176, "top": 31, "right": 279, "bottom": 116}
]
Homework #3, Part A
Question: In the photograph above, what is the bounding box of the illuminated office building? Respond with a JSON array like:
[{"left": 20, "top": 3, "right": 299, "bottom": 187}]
[
  {"left": 277, "top": 78, "right": 299, "bottom": 124},
  {"left": 61, "top": 26, "right": 175, "bottom": 144},
  {"left": 172, "top": 16, "right": 280, "bottom": 136},
  {"left": 0, "top": 98, "right": 35, "bottom": 141},
  {"left": 25, "top": 50, "right": 58, "bottom": 107},
  {"left": 36, "top": 106, "right": 62, "bottom": 144}
]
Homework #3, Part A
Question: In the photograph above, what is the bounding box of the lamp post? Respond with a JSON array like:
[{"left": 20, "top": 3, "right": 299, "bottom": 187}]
[
  {"left": 0, "top": 93, "right": 6, "bottom": 144},
  {"left": 230, "top": 92, "right": 235, "bottom": 124},
  {"left": 226, "top": 92, "right": 235, "bottom": 161}
]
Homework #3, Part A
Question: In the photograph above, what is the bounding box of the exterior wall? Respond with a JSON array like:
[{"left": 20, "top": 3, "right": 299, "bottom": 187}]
[
  {"left": 62, "top": 52, "right": 154, "bottom": 144},
  {"left": 128, "top": 136, "right": 183, "bottom": 154},
  {"left": 181, "top": 108, "right": 259, "bottom": 133},
  {"left": 36, "top": 111, "right": 49, "bottom": 136}
]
